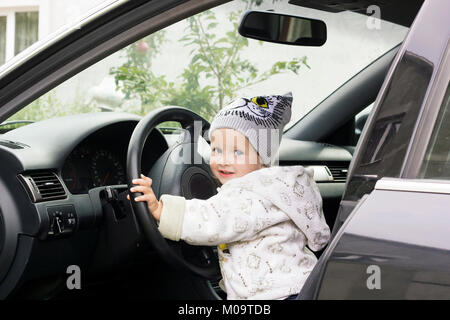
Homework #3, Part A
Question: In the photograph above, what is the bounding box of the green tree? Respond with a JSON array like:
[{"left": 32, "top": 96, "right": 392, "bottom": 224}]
[
  {"left": 111, "top": 5, "right": 310, "bottom": 121},
  {"left": 167, "top": 9, "right": 308, "bottom": 118},
  {"left": 163, "top": 63, "right": 217, "bottom": 119},
  {"left": 110, "top": 31, "right": 168, "bottom": 114}
]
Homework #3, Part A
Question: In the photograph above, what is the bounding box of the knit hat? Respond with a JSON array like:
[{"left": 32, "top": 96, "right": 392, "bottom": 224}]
[{"left": 208, "top": 92, "right": 292, "bottom": 166}]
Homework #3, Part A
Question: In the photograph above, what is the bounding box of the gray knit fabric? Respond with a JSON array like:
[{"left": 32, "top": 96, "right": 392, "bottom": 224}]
[{"left": 208, "top": 92, "right": 292, "bottom": 165}]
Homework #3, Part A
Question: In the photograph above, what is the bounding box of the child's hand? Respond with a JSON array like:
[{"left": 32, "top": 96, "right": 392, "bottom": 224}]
[{"left": 127, "top": 174, "right": 162, "bottom": 221}]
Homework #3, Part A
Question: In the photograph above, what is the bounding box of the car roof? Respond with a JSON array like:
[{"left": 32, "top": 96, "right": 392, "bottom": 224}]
[{"left": 289, "top": 0, "right": 424, "bottom": 27}]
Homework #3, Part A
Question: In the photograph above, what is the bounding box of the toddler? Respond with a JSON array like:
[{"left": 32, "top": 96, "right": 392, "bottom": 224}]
[{"left": 130, "top": 93, "right": 330, "bottom": 300}]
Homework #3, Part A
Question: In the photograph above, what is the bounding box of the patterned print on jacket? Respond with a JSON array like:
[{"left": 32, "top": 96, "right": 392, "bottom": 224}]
[{"left": 159, "top": 165, "right": 331, "bottom": 300}]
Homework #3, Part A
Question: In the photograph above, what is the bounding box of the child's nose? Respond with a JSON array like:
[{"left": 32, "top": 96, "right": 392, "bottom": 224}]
[{"left": 216, "top": 152, "right": 233, "bottom": 165}]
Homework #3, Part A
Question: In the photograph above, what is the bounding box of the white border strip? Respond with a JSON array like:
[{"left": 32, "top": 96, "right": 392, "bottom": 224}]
[{"left": 375, "top": 178, "right": 450, "bottom": 194}]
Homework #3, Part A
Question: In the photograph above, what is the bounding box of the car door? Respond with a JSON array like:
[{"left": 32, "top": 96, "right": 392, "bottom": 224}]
[{"left": 299, "top": 0, "right": 450, "bottom": 299}]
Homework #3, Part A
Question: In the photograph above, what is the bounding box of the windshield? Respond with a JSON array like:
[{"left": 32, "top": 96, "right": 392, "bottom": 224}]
[{"left": 2, "top": 0, "right": 408, "bottom": 132}]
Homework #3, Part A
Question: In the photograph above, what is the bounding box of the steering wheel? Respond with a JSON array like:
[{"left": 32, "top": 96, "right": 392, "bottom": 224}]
[{"left": 127, "top": 106, "right": 221, "bottom": 280}]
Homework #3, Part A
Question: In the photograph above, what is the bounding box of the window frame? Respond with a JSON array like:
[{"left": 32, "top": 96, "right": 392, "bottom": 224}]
[
  {"left": 341, "top": 49, "right": 435, "bottom": 202},
  {"left": 341, "top": 0, "right": 450, "bottom": 204},
  {"left": 402, "top": 42, "right": 450, "bottom": 180}
]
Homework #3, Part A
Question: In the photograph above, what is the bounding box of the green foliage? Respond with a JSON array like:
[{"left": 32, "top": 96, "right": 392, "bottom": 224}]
[
  {"left": 6, "top": 3, "right": 310, "bottom": 127},
  {"left": 174, "top": 9, "right": 309, "bottom": 116},
  {"left": 7, "top": 90, "right": 91, "bottom": 123},
  {"left": 163, "top": 64, "right": 217, "bottom": 119},
  {"left": 109, "top": 32, "right": 168, "bottom": 114},
  {"left": 111, "top": 7, "right": 309, "bottom": 122}
]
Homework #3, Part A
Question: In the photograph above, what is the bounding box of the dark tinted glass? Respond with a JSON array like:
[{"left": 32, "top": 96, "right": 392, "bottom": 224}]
[
  {"left": 419, "top": 83, "right": 450, "bottom": 179},
  {"left": 344, "top": 51, "right": 433, "bottom": 201}
]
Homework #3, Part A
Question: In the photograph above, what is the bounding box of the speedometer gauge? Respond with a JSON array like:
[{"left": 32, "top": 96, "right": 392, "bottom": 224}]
[
  {"left": 62, "top": 147, "right": 93, "bottom": 194},
  {"left": 91, "top": 149, "right": 126, "bottom": 187}
]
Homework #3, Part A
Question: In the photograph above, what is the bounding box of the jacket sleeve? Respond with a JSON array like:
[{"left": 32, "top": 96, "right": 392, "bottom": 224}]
[
  {"left": 158, "top": 189, "right": 288, "bottom": 246},
  {"left": 302, "top": 206, "right": 330, "bottom": 252}
]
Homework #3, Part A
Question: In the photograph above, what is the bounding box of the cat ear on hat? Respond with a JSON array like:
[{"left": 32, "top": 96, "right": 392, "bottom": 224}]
[{"left": 281, "top": 92, "right": 293, "bottom": 106}]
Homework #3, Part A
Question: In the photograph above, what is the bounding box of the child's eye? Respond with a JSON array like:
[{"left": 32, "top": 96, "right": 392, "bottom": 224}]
[
  {"left": 234, "top": 150, "right": 243, "bottom": 156},
  {"left": 212, "top": 147, "right": 222, "bottom": 154}
]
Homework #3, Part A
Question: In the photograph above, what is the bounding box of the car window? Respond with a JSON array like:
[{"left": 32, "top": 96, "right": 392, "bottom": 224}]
[
  {"left": 419, "top": 83, "right": 450, "bottom": 180},
  {"left": 343, "top": 50, "right": 434, "bottom": 201},
  {"left": 2, "top": 0, "right": 408, "bottom": 132}
]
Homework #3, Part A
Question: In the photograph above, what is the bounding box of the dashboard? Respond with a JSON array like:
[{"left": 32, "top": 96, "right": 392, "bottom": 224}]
[
  {"left": 0, "top": 111, "right": 352, "bottom": 299},
  {"left": 0, "top": 112, "right": 173, "bottom": 297},
  {"left": 60, "top": 121, "right": 166, "bottom": 194}
]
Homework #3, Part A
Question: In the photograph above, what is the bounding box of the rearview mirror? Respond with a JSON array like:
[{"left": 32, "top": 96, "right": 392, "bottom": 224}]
[{"left": 238, "top": 11, "right": 327, "bottom": 46}]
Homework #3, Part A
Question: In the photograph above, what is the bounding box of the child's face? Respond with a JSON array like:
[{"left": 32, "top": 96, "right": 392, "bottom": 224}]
[{"left": 210, "top": 128, "right": 264, "bottom": 185}]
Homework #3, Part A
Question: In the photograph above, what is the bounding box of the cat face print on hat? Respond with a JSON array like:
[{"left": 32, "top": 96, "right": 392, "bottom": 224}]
[{"left": 208, "top": 92, "right": 292, "bottom": 166}]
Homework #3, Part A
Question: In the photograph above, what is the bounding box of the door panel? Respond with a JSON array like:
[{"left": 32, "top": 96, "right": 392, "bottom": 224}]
[
  {"left": 301, "top": 0, "right": 450, "bottom": 300},
  {"left": 317, "top": 180, "right": 450, "bottom": 299}
]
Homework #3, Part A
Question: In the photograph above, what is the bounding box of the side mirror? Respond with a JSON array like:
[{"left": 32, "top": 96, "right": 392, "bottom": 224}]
[{"left": 238, "top": 11, "right": 327, "bottom": 46}]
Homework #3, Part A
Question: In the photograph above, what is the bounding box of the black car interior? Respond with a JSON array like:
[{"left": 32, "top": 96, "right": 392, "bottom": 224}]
[
  {"left": 0, "top": 59, "right": 387, "bottom": 299},
  {"left": 0, "top": 0, "right": 424, "bottom": 299}
]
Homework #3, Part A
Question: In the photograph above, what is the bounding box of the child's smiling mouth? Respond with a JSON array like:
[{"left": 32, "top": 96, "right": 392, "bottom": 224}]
[{"left": 218, "top": 169, "right": 234, "bottom": 177}]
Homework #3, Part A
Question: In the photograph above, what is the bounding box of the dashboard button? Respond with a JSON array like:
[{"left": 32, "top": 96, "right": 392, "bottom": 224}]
[{"left": 47, "top": 205, "right": 77, "bottom": 237}]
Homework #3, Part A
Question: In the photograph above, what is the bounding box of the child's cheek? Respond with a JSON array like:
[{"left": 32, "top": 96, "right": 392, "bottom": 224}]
[
  {"left": 209, "top": 154, "right": 217, "bottom": 167},
  {"left": 209, "top": 160, "right": 220, "bottom": 179},
  {"left": 237, "top": 161, "right": 262, "bottom": 176}
]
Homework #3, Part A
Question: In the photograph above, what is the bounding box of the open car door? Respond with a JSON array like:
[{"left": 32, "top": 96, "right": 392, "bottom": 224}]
[{"left": 299, "top": 0, "right": 450, "bottom": 299}]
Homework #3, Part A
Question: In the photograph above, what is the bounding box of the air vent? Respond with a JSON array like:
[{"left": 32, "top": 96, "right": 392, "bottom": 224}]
[
  {"left": 328, "top": 165, "right": 349, "bottom": 182},
  {"left": 19, "top": 171, "right": 67, "bottom": 203}
]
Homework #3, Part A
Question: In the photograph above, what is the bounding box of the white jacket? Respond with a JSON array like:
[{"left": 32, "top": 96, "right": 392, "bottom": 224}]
[{"left": 158, "top": 165, "right": 331, "bottom": 300}]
